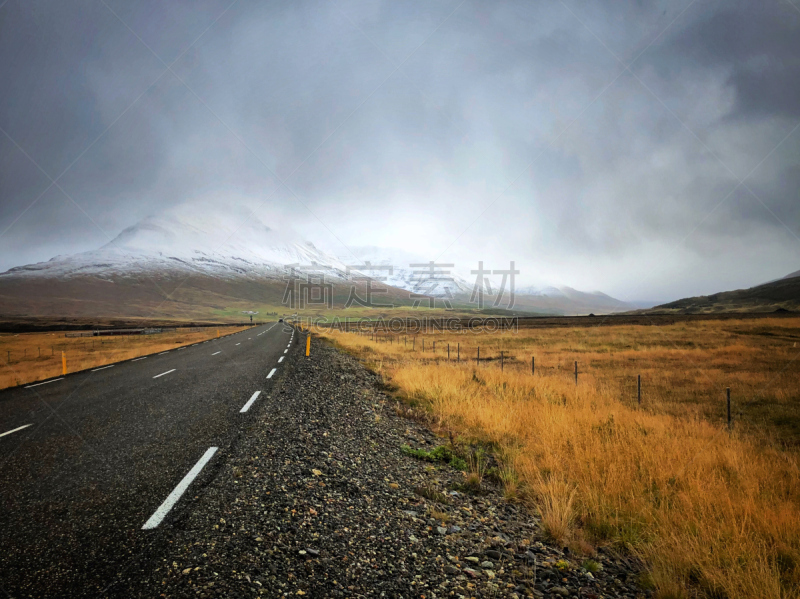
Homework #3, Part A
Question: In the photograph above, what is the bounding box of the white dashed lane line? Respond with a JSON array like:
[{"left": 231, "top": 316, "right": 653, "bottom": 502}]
[
  {"left": 91, "top": 365, "right": 114, "bottom": 372},
  {"left": 235, "top": 343, "right": 240, "bottom": 346},
  {"left": 211, "top": 351, "right": 221, "bottom": 356},
  {"left": 141, "top": 447, "right": 218, "bottom": 530},
  {"left": 240, "top": 390, "right": 261, "bottom": 413},
  {"left": 153, "top": 369, "right": 176, "bottom": 379},
  {"left": 132, "top": 357, "right": 147, "bottom": 362},
  {"left": 158, "top": 351, "right": 170, "bottom": 355},
  {"left": 25, "top": 378, "right": 63, "bottom": 389},
  {"left": 267, "top": 368, "right": 277, "bottom": 379},
  {"left": 278, "top": 356, "right": 284, "bottom": 363},
  {"left": 178, "top": 347, "right": 186, "bottom": 350},
  {"left": 283, "top": 349, "right": 288, "bottom": 354},
  {"left": 0, "top": 424, "right": 33, "bottom": 438}
]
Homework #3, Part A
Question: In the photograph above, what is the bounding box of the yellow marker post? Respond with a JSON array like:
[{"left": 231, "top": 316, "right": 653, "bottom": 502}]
[
  {"left": 217, "top": 329, "right": 220, "bottom": 338},
  {"left": 62, "top": 351, "right": 67, "bottom": 375},
  {"left": 305, "top": 335, "right": 311, "bottom": 357}
]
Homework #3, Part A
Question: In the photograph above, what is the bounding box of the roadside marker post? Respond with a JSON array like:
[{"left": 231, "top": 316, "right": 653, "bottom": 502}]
[
  {"left": 306, "top": 335, "right": 311, "bottom": 357},
  {"left": 62, "top": 351, "right": 67, "bottom": 375}
]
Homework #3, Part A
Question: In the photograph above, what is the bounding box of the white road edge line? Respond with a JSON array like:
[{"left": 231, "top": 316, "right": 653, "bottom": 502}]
[
  {"left": 178, "top": 347, "right": 186, "bottom": 350},
  {"left": 141, "top": 447, "right": 218, "bottom": 530},
  {"left": 91, "top": 365, "right": 114, "bottom": 372},
  {"left": 212, "top": 351, "right": 221, "bottom": 356},
  {"left": 153, "top": 369, "right": 176, "bottom": 379},
  {"left": 0, "top": 423, "right": 33, "bottom": 438},
  {"left": 132, "top": 357, "right": 147, "bottom": 362},
  {"left": 240, "top": 390, "right": 262, "bottom": 413},
  {"left": 267, "top": 368, "right": 277, "bottom": 379},
  {"left": 159, "top": 351, "right": 170, "bottom": 355},
  {"left": 25, "top": 378, "right": 63, "bottom": 389}
]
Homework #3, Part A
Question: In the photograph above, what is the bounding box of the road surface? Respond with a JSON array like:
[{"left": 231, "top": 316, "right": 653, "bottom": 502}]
[{"left": 0, "top": 322, "right": 295, "bottom": 597}]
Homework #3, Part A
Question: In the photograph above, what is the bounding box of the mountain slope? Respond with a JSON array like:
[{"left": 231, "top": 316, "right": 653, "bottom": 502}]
[
  {"left": 643, "top": 271, "right": 800, "bottom": 314},
  {"left": 338, "top": 247, "right": 634, "bottom": 315},
  {"left": 0, "top": 206, "right": 634, "bottom": 320},
  {"left": 0, "top": 206, "right": 412, "bottom": 320}
]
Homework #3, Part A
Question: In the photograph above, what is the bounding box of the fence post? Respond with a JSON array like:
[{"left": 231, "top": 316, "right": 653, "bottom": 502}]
[
  {"left": 457, "top": 343, "right": 460, "bottom": 361},
  {"left": 532, "top": 356, "right": 535, "bottom": 375},
  {"left": 637, "top": 374, "right": 641, "bottom": 405},
  {"left": 413, "top": 337, "right": 415, "bottom": 351},
  {"left": 448, "top": 343, "right": 450, "bottom": 360},
  {"left": 501, "top": 350, "right": 504, "bottom": 371},
  {"left": 422, "top": 339, "right": 425, "bottom": 352},
  {"left": 477, "top": 346, "right": 480, "bottom": 365},
  {"left": 574, "top": 360, "right": 578, "bottom": 385},
  {"left": 433, "top": 341, "right": 435, "bottom": 353},
  {"left": 727, "top": 387, "right": 731, "bottom": 430}
]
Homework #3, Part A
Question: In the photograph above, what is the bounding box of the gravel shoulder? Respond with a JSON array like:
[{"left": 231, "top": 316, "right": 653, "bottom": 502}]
[{"left": 119, "top": 333, "right": 647, "bottom": 599}]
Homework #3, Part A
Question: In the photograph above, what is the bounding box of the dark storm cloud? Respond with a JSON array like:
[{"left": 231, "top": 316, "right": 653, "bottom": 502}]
[
  {"left": 0, "top": 0, "right": 798, "bottom": 301},
  {"left": 666, "top": 2, "right": 800, "bottom": 119}
]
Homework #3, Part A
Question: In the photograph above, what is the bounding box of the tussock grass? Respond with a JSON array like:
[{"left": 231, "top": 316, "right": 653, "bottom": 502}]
[
  {"left": 0, "top": 326, "right": 251, "bottom": 389},
  {"left": 322, "top": 317, "right": 800, "bottom": 599}
]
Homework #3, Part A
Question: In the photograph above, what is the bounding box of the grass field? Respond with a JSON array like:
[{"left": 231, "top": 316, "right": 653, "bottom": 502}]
[
  {"left": 0, "top": 325, "right": 253, "bottom": 390},
  {"left": 320, "top": 316, "right": 800, "bottom": 599}
]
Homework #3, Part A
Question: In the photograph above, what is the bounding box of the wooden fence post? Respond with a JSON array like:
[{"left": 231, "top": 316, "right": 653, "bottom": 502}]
[
  {"left": 477, "top": 346, "right": 480, "bottom": 365},
  {"left": 447, "top": 343, "right": 450, "bottom": 360},
  {"left": 574, "top": 360, "right": 578, "bottom": 385},
  {"left": 727, "top": 387, "right": 732, "bottom": 430},
  {"left": 457, "top": 343, "right": 460, "bottom": 361},
  {"left": 500, "top": 350, "right": 504, "bottom": 371},
  {"left": 532, "top": 356, "right": 535, "bottom": 375},
  {"left": 637, "top": 374, "right": 641, "bottom": 405}
]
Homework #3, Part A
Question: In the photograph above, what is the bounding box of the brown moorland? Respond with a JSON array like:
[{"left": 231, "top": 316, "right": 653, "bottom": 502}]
[
  {"left": 0, "top": 325, "right": 252, "bottom": 390},
  {"left": 319, "top": 316, "right": 800, "bottom": 599}
]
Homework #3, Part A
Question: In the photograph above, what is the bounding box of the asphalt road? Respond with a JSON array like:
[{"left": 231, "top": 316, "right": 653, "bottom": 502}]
[{"left": 0, "top": 321, "right": 295, "bottom": 597}]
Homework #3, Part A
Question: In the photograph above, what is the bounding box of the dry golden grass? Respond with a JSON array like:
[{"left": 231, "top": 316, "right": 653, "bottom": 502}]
[
  {"left": 320, "top": 317, "right": 800, "bottom": 599},
  {"left": 0, "top": 325, "right": 252, "bottom": 389}
]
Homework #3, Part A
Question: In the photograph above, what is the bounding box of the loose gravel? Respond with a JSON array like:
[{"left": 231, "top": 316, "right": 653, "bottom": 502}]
[{"left": 121, "top": 333, "right": 648, "bottom": 598}]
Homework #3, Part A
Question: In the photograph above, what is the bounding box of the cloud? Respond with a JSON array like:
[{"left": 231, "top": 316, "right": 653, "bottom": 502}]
[{"left": 0, "top": 0, "right": 797, "bottom": 301}]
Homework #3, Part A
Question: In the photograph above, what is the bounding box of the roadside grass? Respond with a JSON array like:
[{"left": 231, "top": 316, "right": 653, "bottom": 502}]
[
  {"left": 320, "top": 317, "right": 800, "bottom": 599},
  {"left": 0, "top": 325, "right": 252, "bottom": 389}
]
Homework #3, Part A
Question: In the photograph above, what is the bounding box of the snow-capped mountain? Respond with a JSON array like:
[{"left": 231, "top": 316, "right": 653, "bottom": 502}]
[
  {"left": 0, "top": 206, "right": 634, "bottom": 318},
  {"left": 335, "top": 246, "right": 472, "bottom": 299},
  {"left": 3, "top": 204, "right": 349, "bottom": 281},
  {"left": 335, "top": 247, "right": 634, "bottom": 314}
]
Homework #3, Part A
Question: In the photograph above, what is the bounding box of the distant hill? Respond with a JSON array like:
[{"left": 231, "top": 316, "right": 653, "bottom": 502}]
[{"left": 642, "top": 271, "right": 800, "bottom": 314}]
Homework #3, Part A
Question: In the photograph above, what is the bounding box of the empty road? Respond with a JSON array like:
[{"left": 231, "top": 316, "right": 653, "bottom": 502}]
[{"left": 0, "top": 322, "right": 296, "bottom": 597}]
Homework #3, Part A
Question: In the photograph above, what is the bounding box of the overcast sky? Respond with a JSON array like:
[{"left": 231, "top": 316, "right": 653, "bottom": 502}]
[{"left": 1, "top": 0, "right": 798, "bottom": 302}]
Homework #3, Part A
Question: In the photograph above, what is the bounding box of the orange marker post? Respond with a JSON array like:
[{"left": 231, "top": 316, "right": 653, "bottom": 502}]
[
  {"left": 305, "top": 335, "right": 311, "bottom": 357},
  {"left": 62, "top": 351, "right": 67, "bottom": 375}
]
